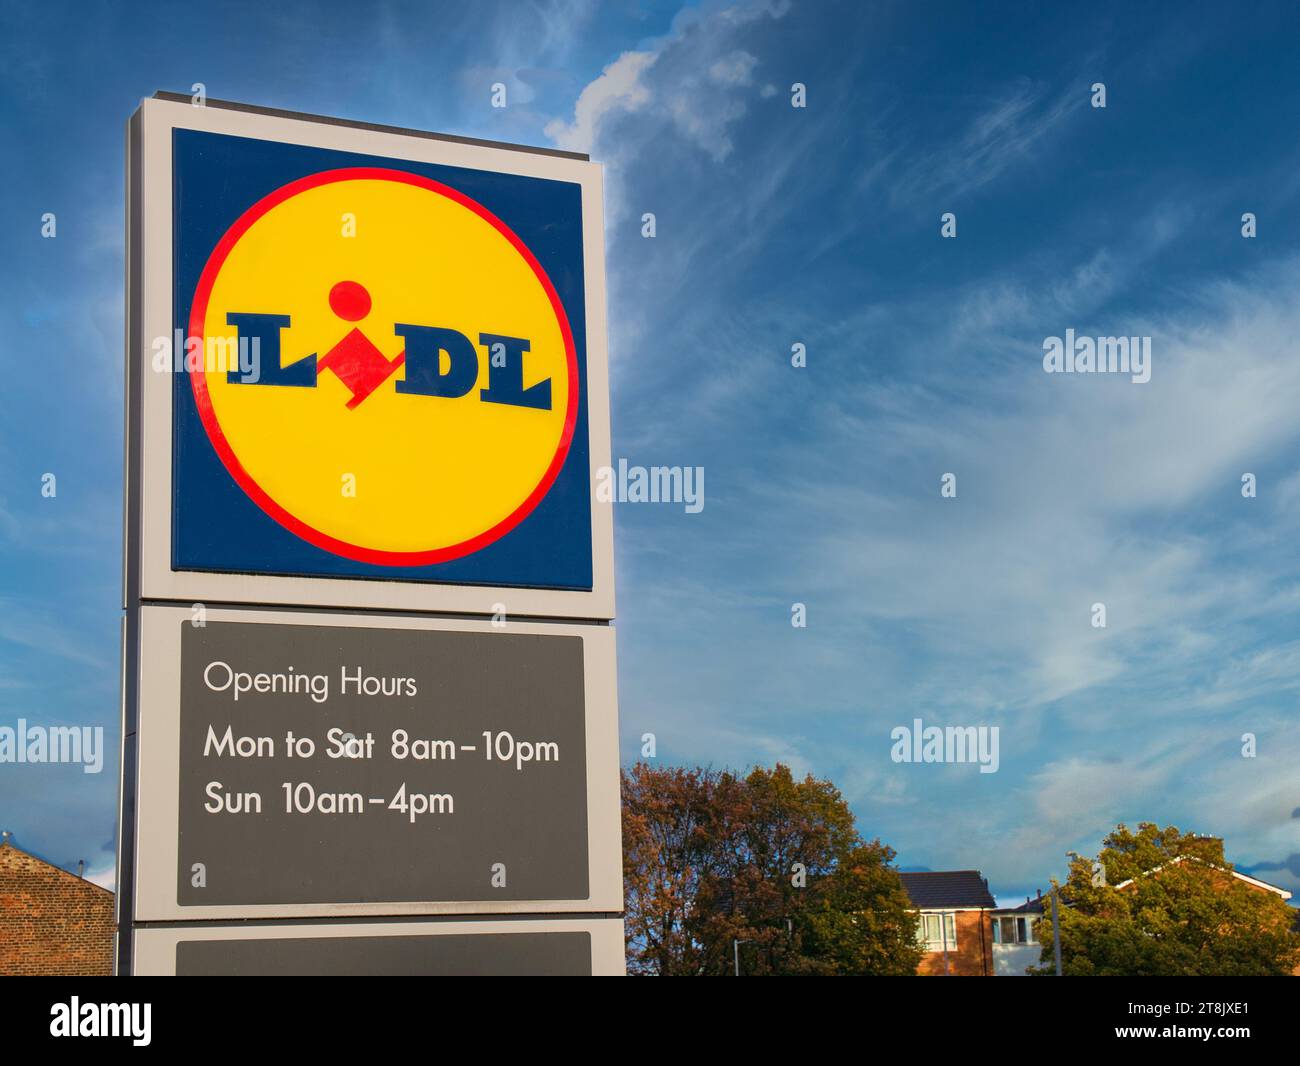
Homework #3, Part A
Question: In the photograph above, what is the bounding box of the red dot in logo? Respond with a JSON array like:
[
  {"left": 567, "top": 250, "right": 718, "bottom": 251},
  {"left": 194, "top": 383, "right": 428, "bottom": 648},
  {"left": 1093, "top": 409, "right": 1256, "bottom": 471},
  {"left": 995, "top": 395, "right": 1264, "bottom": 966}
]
[{"left": 329, "top": 280, "right": 371, "bottom": 321}]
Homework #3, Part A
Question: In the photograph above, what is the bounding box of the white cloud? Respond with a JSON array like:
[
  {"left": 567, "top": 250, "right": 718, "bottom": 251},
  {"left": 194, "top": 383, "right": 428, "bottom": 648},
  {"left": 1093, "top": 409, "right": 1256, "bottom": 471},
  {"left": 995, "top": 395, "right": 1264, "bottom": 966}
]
[
  {"left": 708, "top": 50, "right": 758, "bottom": 87},
  {"left": 545, "top": 49, "right": 658, "bottom": 155},
  {"left": 545, "top": 0, "right": 788, "bottom": 165},
  {"left": 84, "top": 862, "right": 116, "bottom": 891},
  {"left": 890, "top": 78, "right": 1082, "bottom": 206},
  {"left": 614, "top": 223, "right": 1300, "bottom": 890}
]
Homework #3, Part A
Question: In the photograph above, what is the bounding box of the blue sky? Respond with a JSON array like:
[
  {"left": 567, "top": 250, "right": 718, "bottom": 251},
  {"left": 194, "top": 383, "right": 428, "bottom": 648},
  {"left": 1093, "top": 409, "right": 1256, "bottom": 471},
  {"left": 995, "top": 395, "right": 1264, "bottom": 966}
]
[{"left": 2, "top": 0, "right": 1299, "bottom": 906}]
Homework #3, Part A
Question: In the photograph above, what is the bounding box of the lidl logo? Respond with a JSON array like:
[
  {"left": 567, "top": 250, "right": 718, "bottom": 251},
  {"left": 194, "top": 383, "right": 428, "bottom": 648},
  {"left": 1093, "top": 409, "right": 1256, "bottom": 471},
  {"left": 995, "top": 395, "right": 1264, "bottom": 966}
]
[{"left": 172, "top": 132, "right": 592, "bottom": 588}]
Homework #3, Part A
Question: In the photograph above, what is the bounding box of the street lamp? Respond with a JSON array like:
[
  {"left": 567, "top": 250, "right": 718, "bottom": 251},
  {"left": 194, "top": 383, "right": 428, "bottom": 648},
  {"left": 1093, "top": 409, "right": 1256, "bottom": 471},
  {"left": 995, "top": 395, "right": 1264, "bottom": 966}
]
[
  {"left": 1051, "top": 887, "right": 1063, "bottom": 976},
  {"left": 733, "top": 938, "right": 751, "bottom": 976}
]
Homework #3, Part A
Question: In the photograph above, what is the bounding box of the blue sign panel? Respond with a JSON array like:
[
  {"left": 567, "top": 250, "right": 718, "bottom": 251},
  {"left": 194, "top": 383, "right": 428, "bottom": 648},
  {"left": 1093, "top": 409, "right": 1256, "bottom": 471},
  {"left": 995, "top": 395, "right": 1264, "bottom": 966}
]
[{"left": 171, "top": 129, "right": 592, "bottom": 590}]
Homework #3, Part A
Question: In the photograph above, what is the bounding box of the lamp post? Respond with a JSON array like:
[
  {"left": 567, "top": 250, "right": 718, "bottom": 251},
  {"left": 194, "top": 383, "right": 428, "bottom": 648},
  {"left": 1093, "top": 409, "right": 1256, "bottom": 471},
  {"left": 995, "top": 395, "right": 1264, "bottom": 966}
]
[
  {"left": 733, "top": 938, "right": 751, "bottom": 976},
  {"left": 1051, "top": 887, "right": 1063, "bottom": 976},
  {"left": 940, "top": 915, "right": 950, "bottom": 976}
]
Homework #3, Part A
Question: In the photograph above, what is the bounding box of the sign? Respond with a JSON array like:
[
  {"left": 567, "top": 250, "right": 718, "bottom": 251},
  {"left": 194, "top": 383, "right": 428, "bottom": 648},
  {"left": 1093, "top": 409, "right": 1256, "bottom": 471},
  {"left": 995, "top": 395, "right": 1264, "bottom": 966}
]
[
  {"left": 119, "top": 95, "right": 623, "bottom": 976},
  {"left": 185, "top": 167, "right": 578, "bottom": 569},
  {"left": 130, "top": 606, "right": 621, "bottom": 921},
  {"left": 127, "top": 93, "right": 613, "bottom": 618},
  {"left": 131, "top": 918, "right": 626, "bottom": 976}
]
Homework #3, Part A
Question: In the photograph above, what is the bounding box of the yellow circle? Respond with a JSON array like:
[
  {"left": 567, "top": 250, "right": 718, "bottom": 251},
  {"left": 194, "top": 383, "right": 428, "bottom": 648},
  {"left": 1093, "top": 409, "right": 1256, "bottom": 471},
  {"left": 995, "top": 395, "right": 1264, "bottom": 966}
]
[{"left": 197, "top": 175, "right": 572, "bottom": 560}]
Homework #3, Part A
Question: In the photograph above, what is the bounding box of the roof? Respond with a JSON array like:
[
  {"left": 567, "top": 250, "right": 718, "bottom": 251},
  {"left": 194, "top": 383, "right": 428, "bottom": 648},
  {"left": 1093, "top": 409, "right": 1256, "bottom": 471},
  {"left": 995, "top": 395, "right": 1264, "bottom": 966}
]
[
  {"left": 1112, "top": 856, "right": 1292, "bottom": 900},
  {"left": 899, "top": 870, "right": 997, "bottom": 909},
  {"left": 0, "top": 838, "right": 114, "bottom": 896},
  {"left": 999, "top": 895, "right": 1046, "bottom": 914}
]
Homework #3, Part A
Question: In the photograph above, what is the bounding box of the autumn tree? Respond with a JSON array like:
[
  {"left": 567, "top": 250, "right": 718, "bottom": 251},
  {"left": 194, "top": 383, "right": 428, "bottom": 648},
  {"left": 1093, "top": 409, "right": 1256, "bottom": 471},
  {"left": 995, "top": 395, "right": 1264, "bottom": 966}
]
[
  {"left": 621, "top": 762, "right": 921, "bottom": 976},
  {"left": 1032, "top": 822, "right": 1300, "bottom": 976}
]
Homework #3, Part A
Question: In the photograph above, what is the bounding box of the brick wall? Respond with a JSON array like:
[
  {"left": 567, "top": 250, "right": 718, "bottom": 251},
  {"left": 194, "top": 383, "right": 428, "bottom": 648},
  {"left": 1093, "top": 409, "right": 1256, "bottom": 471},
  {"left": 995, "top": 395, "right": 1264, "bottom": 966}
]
[
  {"left": 915, "top": 910, "right": 993, "bottom": 976},
  {"left": 0, "top": 841, "right": 115, "bottom": 976}
]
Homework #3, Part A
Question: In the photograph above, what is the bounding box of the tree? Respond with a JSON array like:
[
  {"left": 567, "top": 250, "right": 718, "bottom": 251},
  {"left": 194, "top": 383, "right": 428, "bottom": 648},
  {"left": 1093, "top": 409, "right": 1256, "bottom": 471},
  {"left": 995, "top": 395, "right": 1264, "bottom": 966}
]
[
  {"left": 621, "top": 762, "right": 922, "bottom": 975},
  {"left": 1032, "top": 822, "right": 1300, "bottom": 976}
]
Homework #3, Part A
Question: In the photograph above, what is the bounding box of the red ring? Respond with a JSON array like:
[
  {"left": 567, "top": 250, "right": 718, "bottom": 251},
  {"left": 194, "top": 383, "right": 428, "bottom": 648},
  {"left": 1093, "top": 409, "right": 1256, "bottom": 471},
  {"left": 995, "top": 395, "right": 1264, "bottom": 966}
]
[{"left": 187, "top": 167, "right": 580, "bottom": 568}]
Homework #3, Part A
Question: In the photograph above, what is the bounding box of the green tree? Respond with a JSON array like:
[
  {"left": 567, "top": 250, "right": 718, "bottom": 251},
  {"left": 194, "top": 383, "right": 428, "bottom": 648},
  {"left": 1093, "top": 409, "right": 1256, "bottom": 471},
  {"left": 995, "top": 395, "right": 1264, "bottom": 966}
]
[
  {"left": 1032, "top": 823, "right": 1300, "bottom": 976},
  {"left": 622, "top": 762, "right": 921, "bottom": 975}
]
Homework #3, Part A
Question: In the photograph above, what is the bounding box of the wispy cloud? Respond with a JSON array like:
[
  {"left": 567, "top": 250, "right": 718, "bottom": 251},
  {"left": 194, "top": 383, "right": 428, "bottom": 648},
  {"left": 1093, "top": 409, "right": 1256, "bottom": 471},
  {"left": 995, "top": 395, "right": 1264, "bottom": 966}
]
[{"left": 889, "top": 78, "right": 1083, "bottom": 207}]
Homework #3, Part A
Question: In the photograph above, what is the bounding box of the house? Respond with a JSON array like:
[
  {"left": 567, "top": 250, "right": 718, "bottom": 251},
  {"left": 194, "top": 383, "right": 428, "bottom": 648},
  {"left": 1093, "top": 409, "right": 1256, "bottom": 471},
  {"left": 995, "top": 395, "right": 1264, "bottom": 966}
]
[
  {"left": 900, "top": 846, "right": 1297, "bottom": 977},
  {"left": 0, "top": 832, "right": 115, "bottom": 975},
  {"left": 899, "top": 870, "right": 997, "bottom": 976},
  {"left": 990, "top": 891, "right": 1045, "bottom": 976}
]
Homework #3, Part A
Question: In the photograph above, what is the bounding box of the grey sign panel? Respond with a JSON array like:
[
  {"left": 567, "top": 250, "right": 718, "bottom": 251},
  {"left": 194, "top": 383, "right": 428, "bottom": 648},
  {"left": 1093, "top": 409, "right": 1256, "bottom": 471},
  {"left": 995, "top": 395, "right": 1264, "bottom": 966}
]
[
  {"left": 131, "top": 606, "right": 622, "bottom": 921},
  {"left": 132, "top": 918, "right": 626, "bottom": 976},
  {"left": 176, "top": 621, "right": 587, "bottom": 904},
  {"left": 177, "top": 932, "right": 592, "bottom": 976}
]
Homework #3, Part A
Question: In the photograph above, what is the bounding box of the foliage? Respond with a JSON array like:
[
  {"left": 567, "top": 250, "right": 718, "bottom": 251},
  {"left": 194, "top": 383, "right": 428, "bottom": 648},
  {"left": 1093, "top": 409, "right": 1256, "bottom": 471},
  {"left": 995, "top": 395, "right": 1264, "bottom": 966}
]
[
  {"left": 621, "top": 762, "right": 921, "bottom": 975},
  {"left": 1031, "top": 823, "right": 1300, "bottom": 976}
]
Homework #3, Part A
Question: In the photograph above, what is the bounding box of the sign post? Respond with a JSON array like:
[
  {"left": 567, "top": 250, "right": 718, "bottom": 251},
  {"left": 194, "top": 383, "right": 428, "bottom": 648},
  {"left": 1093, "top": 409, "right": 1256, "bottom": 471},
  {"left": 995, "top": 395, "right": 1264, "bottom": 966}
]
[{"left": 119, "top": 93, "right": 620, "bottom": 975}]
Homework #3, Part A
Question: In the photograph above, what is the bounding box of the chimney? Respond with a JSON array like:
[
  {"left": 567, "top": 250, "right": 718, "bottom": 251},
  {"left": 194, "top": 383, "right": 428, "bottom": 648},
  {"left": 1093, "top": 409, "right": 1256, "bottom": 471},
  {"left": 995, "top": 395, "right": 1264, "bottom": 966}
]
[
  {"left": 77, "top": 859, "right": 85, "bottom": 879},
  {"left": 1036, "top": 888, "right": 1042, "bottom": 900}
]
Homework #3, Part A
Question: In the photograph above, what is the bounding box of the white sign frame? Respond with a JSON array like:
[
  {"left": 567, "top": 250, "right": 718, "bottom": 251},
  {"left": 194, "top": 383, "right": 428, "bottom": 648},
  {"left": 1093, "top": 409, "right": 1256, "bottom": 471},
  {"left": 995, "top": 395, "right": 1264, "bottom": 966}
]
[
  {"left": 129, "top": 604, "right": 623, "bottom": 922},
  {"left": 127, "top": 94, "right": 614, "bottom": 620}
]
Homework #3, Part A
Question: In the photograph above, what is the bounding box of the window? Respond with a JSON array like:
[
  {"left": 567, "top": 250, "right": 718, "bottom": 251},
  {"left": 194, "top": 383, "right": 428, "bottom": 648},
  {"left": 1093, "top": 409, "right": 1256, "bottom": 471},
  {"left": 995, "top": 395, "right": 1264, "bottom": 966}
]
[
  {"left": 994, "top": 916, "right": 1035, "bottom": 944},
  {"left": 917, "top": 912, "right": 957, "bottom": 952}
]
